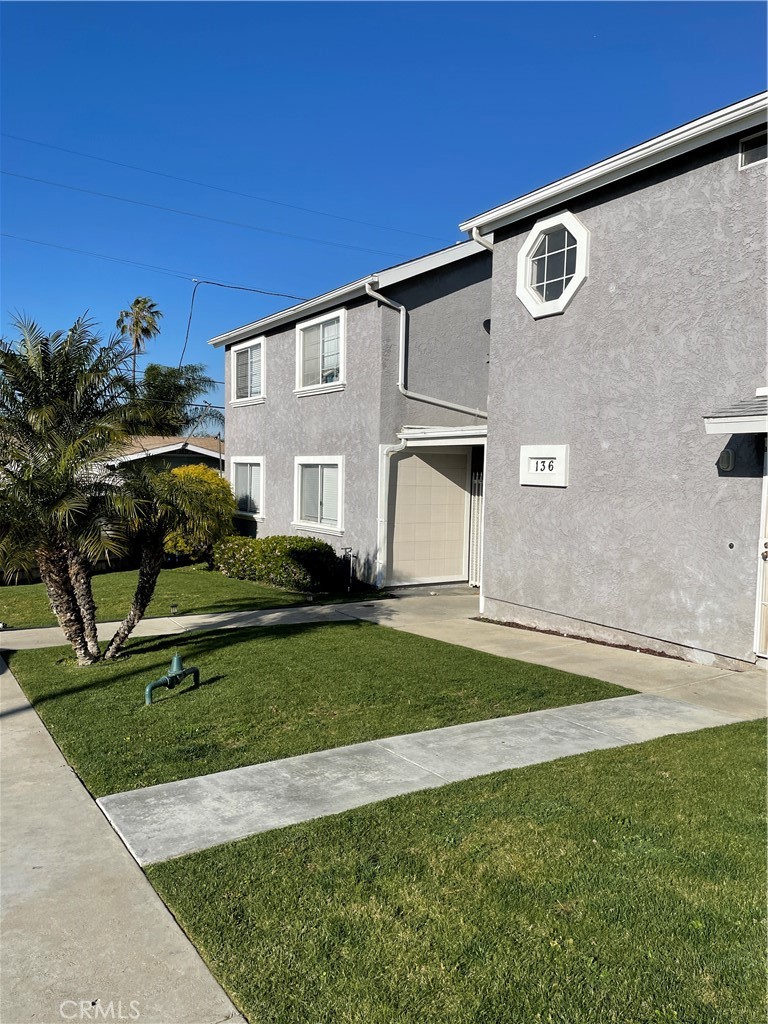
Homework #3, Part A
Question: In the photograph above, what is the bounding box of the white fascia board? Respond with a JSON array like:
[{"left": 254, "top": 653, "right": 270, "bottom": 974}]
[
  {"left": 704, "top": 414, "right": 768, "bottom": 435},
  {"left": 376, "top": 240, "right": 485, "bottom": 288},
  {"left": 459, "top": 93, "right": 768, "bottom": 235},
  {"left": 112, "top": 443, "right": 220, "bottom": 462},
  {"left": 398, "top": 425, "right": 488, "bottom": 441},
  {"left": 207, "top": 241, "right": 483, "bottom": 348}
]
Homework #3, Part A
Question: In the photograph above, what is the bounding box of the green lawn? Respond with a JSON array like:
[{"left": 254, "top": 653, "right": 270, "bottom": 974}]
[
  {"left": 7, "top": 623, "right": 630, "bottom": 796},
  {"left": 0, "top": 564, "right": 308, "bottom": 629},
  {"left": 147, "top": 721, "right": 767, "bottom": 1024}
]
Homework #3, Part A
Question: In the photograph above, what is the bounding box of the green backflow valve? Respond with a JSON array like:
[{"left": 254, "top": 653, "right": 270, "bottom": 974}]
[{"left": 145, "top": 652, "right": 200, "bottom": 706}]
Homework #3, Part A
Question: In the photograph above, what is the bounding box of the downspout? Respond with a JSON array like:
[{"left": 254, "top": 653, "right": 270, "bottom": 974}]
[
  {"left": 376, "top": 435, "right": 408, "bottom": 587},
  {"left": 364, "top": 280, "right": 487, "bottom": 420},
  {"left": 471, "top": 226, "right": 494, "bottom": 252}
]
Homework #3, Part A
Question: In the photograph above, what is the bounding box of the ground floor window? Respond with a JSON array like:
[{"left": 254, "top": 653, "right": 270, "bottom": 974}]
[
  {"left": 294, "top": 457, "right": 343, "bottom": 532},
  {"left": 231, "top": 458, "right": 263, "bottom": 516}
]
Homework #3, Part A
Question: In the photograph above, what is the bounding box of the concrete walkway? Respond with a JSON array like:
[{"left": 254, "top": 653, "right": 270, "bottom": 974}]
[
  {"left": 1, "top": 588, "right": 765, "bottom": 719},
  {"left": 100, "top": 692, "right": 744, "bottom": 866},
  {"left": 0, "top": 656, "right": 247, "bottom": 1024}
]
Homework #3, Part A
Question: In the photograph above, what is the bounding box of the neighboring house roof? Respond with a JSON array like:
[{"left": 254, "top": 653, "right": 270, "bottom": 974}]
[
  {"left": 208, "top": 238, "right": 487, "bottom": 348},
  {"left": 111, "top": 436, "right": 225, "bottom": 463},
  {"left": 703, "top": 392, "right": 768, "bottom": 435},
  {"left": 459, "top": 92, "right": 768, "bottom": 236}
]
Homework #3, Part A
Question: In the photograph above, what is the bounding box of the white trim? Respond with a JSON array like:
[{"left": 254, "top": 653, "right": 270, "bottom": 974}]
[
  {"left": 704, "top": 414, "right": 768, "bottom": 435},
  {"left": 397, "top": 425, "right": 488, "bottom": 443},
  {"left": 515, "top": 211, "right": 590, "bottom": 319},
  {"left": 293, "top": 455, "right": 344, "bottom": 533},
  {"left": 460, "top": 93, "right": 768, "bottom": 235},
  {"left": 739, "top": 128, "right": 768, "bottom": 169},
  {"left": 754, "top": 448, "right": 768, "bottom": 657},
  {"left": 230, "top": 455, "right": 265, "bottom": 519},
  {"left": 294, "top": 309, "right": 346, "bottom": 395},
  {"left": 207, "top": 240, "right": 485, "bottom": 348},
  {"left": 111, "top": 442, "right": 223, "bottom": 463},
  {"left": 230, "top": 337, "right": 265, "bottom": 404},
  {"left": 293, "top": 383, "right": 346, "bottom": 398}
]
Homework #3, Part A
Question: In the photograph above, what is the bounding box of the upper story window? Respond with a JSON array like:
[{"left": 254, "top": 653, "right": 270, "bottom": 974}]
[
  {"left": 516, "top": 210, "right": 590, "bottom": 320},
  {"left": 740, "top": 130, "right": 767, "bottom": 168},
  {"left": 295, "top": 310, "right": 346, "bottom": 395},
  {"left": 231, "top": 456, "right": 264, "bottom": 518},
  {"left": 231, "top": 339, "right": 264, "bottom": 404}
]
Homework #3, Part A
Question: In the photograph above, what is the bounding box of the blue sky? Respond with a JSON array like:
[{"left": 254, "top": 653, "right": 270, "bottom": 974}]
[{"left": 1, "top": 1, "right": 766, "bottom": 410}]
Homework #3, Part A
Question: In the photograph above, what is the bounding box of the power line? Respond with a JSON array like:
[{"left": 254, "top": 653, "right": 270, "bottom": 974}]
[
  {"left": 3, "top": 170, "right": 411, "bottom": 259},
  {"left": 2, "top": 232, "right": 307, "bottom": 298},
  {"left": 2, "top": 131, "right": 452, "bottom": 244}
]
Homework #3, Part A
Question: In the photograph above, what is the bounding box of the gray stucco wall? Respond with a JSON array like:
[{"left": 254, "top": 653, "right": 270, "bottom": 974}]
[
  {"left": 482, "top": 135, "right": 767, "bottom": 663},
  {"left": 379, "top": 254, "right": 492, "bottom": 439},
  {"left": 224, "top": 298, "right": 384, "bottom": 581}
]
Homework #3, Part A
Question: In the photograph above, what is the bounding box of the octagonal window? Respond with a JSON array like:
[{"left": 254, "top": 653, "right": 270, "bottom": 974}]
[{"left": 516, "top": 211, "right": 590, "bottom": 319}]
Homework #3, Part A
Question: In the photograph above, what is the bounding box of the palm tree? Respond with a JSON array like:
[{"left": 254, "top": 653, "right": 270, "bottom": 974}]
[
  {"left": 116, "top": 297, "right": 163, "bottom": 384},
  {"left": 0, "top": 317, "right": 136, "bottom": 664},
  {"left": 103, "top": 464, "right": 236, "bottom": 660}
]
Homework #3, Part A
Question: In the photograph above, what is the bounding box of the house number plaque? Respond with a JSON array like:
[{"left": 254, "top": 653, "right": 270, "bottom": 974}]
[{"left": 520, "top": 445, "right": 569, "bottom": 487}]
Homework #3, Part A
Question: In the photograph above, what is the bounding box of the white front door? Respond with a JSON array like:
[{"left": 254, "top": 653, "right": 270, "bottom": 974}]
[{"left": 757, "top": 449, "right": 768, "bottom": 658}]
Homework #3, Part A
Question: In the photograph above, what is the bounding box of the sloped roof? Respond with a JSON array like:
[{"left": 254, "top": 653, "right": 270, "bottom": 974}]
[
  {"left": 703, "top": 394, "right": 768, "bottom": 434},
  {"left": 117, "top": 436, "right": 224, "bottom": 458}
]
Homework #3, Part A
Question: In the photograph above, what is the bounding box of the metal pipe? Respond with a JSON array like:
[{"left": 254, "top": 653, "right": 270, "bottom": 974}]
[
  {"left": 145, "top": 655, "right": 201, "bottom": 706},
  {"left": 364, "top": 280, "right": 488, "bottom": 420},
  {"left": 471, "top": 226, "right": 494, "bottom": 252}
]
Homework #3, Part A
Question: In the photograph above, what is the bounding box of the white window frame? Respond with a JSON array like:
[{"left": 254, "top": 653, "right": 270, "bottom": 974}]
[
  {"left": 516, "top": 210, "right": 590, "bottom": 320},
  {"left": 294, "top": 309, "right": 346, "bottom": 396},
  {"left": 230, "top": 338, "right": 265, "bottom": 405},
  {"left": 230, "top": 455, "right": 265, "bottom": 520},
  {"left": 292, "top": 456, "right": 344, "bottom": 536},
  {"left": 739, "top": 129, "right": 767, "bottom": 169}
]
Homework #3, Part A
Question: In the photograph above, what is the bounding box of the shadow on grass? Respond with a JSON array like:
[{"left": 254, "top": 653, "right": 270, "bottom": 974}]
[{"left": 8, "top": 618, "right": 384, "bottom": 709}]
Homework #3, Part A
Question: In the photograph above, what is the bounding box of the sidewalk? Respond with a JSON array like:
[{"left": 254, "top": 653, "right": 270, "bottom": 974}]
[
  {"left": 0, "top": 656, "right": 247, "bottom": 1024},
  {"left": 99, "top": 692, "right": 743, "bottom": 866},
  {"left": 1, "top": 590, "right": 765, "bottom": 720}
]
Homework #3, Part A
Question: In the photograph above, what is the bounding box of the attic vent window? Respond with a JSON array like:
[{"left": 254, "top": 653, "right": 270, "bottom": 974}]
[
  {"left": 740, "top": 130, "right": 767, "bottom": 168},
  {"left": 516, "top": 211, "right": 590, "bottom": 319},
  {"left": 531, "top": 226, "right": 577, "bottom": 301}
]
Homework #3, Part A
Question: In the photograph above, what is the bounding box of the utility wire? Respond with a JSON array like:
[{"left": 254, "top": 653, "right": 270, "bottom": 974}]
[
  {"left": 2, "top": 232, "right": 306, "bottom": 298},
  {"left": 3, "top": 171, "right": 411, "bottom": 259},
  {"left": 2, "top": 131, "right": 451, "bottom": 244}
]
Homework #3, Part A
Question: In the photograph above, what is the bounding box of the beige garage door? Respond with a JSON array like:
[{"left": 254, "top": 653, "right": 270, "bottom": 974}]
[{"left": 389, "top": 451, "right": 469, "bottom": 584}]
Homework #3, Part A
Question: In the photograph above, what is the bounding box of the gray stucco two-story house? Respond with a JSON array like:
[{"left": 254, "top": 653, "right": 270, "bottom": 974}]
[
  {"left": 209, "top": 242, "right": 492, "bottom": 586},
  {"left": 211, "top": 91, "right": 767, "bottom": 670},
  {"left": 460, "top": 91, "right": 767, "bottom": 669}
]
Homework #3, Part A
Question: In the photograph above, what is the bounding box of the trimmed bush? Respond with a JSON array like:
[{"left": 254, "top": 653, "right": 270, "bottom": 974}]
[{"left": 214, "top": 535, "right": 344, "bottom": 593}]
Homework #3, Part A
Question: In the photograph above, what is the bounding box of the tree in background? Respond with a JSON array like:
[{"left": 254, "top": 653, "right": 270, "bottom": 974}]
[
  {"left": 164, "top": 464, "right": 235, "bottom": 565},
  {"left": 137, "top": 363, "right": 223, "bottom": 436},
  {"left": 116, "top": 296, "right": 163, "bottom": 384},
  {"left": 0, "top": 317, "right": 135, "bottom": 664},
  {"left": 103, "top": 463, "right": 237, "bottom": 659}
]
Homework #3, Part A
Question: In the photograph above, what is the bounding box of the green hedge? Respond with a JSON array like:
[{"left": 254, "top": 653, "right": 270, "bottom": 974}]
[{"left": 213, "top": 535, "right": 344, "bottom": 593}]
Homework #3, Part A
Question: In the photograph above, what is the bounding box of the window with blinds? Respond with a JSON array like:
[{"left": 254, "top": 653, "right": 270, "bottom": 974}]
[
  {"left": 297, "top": 313, "right": 344, "bottom": 390},
  {"left": 298, "top": 463, "right": 340, "bottom": 527},
  {"left": 233, "top": 462, "right": 262, "bottom": 514},
  {"left": 233, "top": 342, "right": 263, "bottom": 400}
]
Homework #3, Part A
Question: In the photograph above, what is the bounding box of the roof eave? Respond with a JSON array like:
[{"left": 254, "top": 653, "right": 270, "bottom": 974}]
[
  {"left": 704, "top": 414, "right": 768, "bottom": 435},
  {"left": 207, "top": 239, "right": 485, "bottom": 348},
  {"left": 459, "top": 93, "right": 768, "bottom": 236}
]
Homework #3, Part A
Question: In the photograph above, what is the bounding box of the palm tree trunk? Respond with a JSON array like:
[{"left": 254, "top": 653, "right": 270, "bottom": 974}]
[
  {"left": 37, "top": 548, "right": 96, "bottom": 666},
  {"left": 103, "top": 540, "right": 164, "bottom": 660},
  {"left": 66, "top": 549, "right": 101, "bottom": 659}
]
